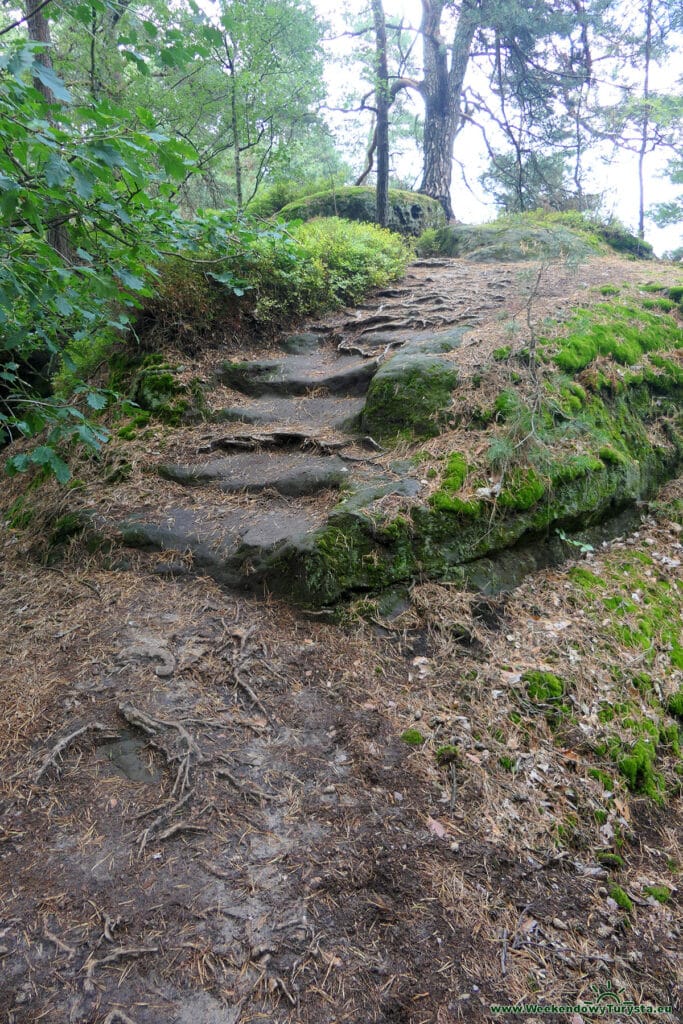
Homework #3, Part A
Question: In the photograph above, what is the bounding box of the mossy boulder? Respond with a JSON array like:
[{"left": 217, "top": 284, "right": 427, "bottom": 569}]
[
  {"left": 361, "top": 331, "right": 464, "bottom": 439},
  {"left": 416, "top": 223, "right": 599, "bottom": 262},
  {"left": 416, "top": 213, "right": 653, "bottom": 262},
  {"left": 278, "top": 187, "right": 446, "bottom": 237},
  {"left": 361, "top": 351, "right": 458, "bottom": 439}
]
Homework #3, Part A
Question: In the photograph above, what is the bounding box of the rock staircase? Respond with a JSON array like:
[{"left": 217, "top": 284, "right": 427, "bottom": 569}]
[{"left": 118, "top": 262, "right": 481, "bottom": 599}]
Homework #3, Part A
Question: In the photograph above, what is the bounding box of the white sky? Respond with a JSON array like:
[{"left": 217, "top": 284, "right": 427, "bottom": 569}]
[{"left": 315, "top": 0, "right": 683, "bottom": 256}]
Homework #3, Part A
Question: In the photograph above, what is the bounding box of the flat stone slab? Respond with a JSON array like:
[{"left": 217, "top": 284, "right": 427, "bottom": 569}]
[
  {"left": 119, "top": 506, "right": 321, "bottom": 590},
  {"left": 218, "top": 353, "right": 378, "bottom": 397},
  {"left": 213, "top": 395, "right": 365, "bottom": 431},
  {"left": 159, "top": 452, "right": 350, "bottom": 496}
]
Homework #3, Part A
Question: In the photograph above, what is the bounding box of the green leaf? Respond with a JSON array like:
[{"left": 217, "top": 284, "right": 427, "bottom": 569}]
[
  {"left": 6, "top": 453, "right": 31, "bottom": 476},
  {"left": 73, "top": 168, "right": 94, "bottom": 199},
  {"left": 33, "top": 64, "right": 73, "bottom": 103},
  {"left": 158, "top": 147, "right": 192, "bottom": 179},
  {"left": 88, "top": 143, "right": 126, "bottom": 168},
  {"left": 114, "top": 269, "right": 146, "bottom": 290},
  {"left": 45, "top": 155, "right": 71, "bottom": 187},
  {"left": 22, "top": 446, "right": 71, "bottom": 483},
  {"left": 86, "top": 391, "right": 108, "bottom": 410},
  {"left": 121, "top": 50, "right": 150, "bottom": 75},
  {"left": 54, "top": 295, "right": 73, "bottom": 315}
]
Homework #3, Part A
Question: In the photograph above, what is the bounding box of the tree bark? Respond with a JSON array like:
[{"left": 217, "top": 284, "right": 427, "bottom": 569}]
[
  {"left": 25, "top": 2, "right": 71, "bottom": 260},
  {"left": 25, "top": 0, "right": 55, "bottom": 102},
  {"left": 419, "top": 0, "right": 478, "bottom": 219},
  {"left": 224, "top": 41, "right": 243, "bottom": 210},
  {"left": 637, "top": 0, "right": 653, "bottom": 241},
  {"left": 371, "top": 0, "right": 390, "bottom": 227}
]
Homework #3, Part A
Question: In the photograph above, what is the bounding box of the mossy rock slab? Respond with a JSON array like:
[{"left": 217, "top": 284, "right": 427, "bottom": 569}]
[
  {"left": 263, "top": 451, "right": 681, "bottom": 606},
  {"left": 419, "top": 224, "right": 599, "bottom": 262},
  {"left": 279, "top": 187, "right": 446, "bottom": 237},
  {"left": 159, "top": 453, "right": 351, "bottom": 497},
  {"left": 219, "top": 353, "right": 378, "bottom": 397},
  {"left": 361, "top": 351, "right": 458, "bottom": 439}
]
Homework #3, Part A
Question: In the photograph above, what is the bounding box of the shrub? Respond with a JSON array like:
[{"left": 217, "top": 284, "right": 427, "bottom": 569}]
[{"left": 228, "top": 216, "right": 410, "bottom": 321}]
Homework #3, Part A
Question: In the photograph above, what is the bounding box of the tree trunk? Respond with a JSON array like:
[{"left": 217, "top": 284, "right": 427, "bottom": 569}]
[
  {"left": 371, "top": 0, "right": 389, "bottom": 227},
  {"left": 419, "top": 0, "right": 478, "bottom": 219},
  {"left": 25, "top": 0, "right": 55, "bottom": 102},
  {"left": 224, "top": 41, "right": 243, "bottom": 210},
  {"left": 25, "top": 2, "right": 71, "bottom": 261},
  {"left": 637, "top": 0, "right": 653, "bottom": 241}
]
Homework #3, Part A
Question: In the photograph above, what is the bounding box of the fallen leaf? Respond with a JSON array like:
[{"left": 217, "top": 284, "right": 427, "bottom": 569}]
[{"left": 427, "top": 816, "right": 447, "bottom": 840}]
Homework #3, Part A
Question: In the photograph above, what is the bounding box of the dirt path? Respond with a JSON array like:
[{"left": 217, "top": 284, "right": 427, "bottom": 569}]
[{"left": 1, "top": 255, "right": 682, "bottom": 1023}]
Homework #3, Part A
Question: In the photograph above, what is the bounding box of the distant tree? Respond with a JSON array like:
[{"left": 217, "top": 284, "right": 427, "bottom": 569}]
[
  {"left": 650, "top": 157, "right": 683, "bottom": 228},
  {"left": 480, "top": 152, "right": 595, "bottom": 212},
  {"left": 598, "top": 0, "right": 683, "bottom": 238}
]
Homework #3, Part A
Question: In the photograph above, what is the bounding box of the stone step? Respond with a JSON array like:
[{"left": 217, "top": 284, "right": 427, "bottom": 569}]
[
  {"left": 218, "top": 353, "right": 379, "bottom": 397},
  {"left": 119, "top": 506, "right": 321, "bottom": 591},
  {"left": 212, "top": 395, "right": 365, "bottom": 431},
  {"left": 159, "top": 452, "right": 351, "bottom": 496}
]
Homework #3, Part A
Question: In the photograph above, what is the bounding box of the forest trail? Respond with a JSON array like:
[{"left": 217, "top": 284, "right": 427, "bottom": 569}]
[
  {"left": 97, "top": 254, "right": 628, "bottom": 599},
  {"left": 1, "top": 254, "right": 681, "bottom": 1024}
]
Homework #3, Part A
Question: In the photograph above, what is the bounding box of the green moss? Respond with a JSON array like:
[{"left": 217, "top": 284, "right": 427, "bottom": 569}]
[
  {"left": 551, "top": 454, "right": 604, "bottom": 484},
  {"left": 632, "top": 672, "right": 654, "bottom": 694},
  {"left": 598, "top": 445, "right": 628, "bottom": 466},
  {"left": 362, "top": 355, "right": 458, "bottom": 439},
  {"left": 609, "top": 885, "right": 633, "bottom": 912},
  {"left": 589, "top": 768, "right": 614, "bottom": 789},
  {"left": 429, "top": 491, "right": 482, "bottom": 517},
  {"left": 443, "top": 452, "right": 468, "bottom": 490},
  {"left": 600, "top": 285, "right": 620, "bottom": 296},
  {"left": 279, "top": 186, "right": 446, "bottom": 237},
  {"left": 524, "top": 670, "right": 564, "bottom": 702},
  {"left": 570, "top": 567, "right": 604, "bottom": 593},
  {"left": 553, "top": 299, "right": 683, "bottom": 374},
  {"left": 499, "top": 467, "right": 545, "bottom": 510},
  {"left": 50, "top": 511, "right": 88, "bottom": 545},
  {"left": 618, "top": 738, "right": 664, "bottom": 801},
  {"left": 642, "top": 297, "right": 676, "bottom": 312},
  {"left": 499, "top": 754, "right": 516, "bottom": 772},
  {"left": 597, "top": 852, "right": 625, "bottom": 869},
  {"left": 415, "top": 215, "right": 603, "bottom": 262},
  {"left": 494, "top": 389, "right": 521, "bottom": 420},
  {"left": 401, "top": 728, "right": 426, "bottom": 747},
  {"left": 493, "top": 346, "right": 511, "bottom": 361},
  {"left": 435, "top": 744, "right": 460, "bottom": 766},
  {"left": 667, "top": 688, "right": 683, "bottom": 720},
  {"left": 109, "top": 353, "right": 201, "bottom": 429},
  {"left": 643, "top": 884, "right": 671, "bottom": 903},
  {"left": 6, "top": 496, "right": 33, "bottom": 529},
  {"left": 666, "top": 286, "right": 683, "bottom": 302},
  {"left": 428, "top": 452, "right": 483, "bottom": 517},
  {"left": 659, "top": 723, "right": 681, "bottom": 756}
]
